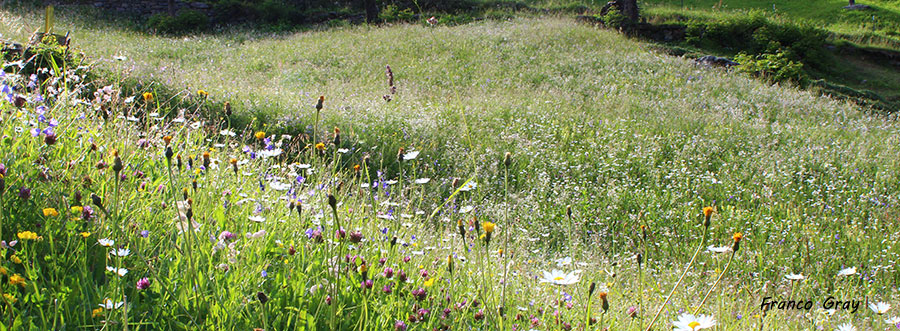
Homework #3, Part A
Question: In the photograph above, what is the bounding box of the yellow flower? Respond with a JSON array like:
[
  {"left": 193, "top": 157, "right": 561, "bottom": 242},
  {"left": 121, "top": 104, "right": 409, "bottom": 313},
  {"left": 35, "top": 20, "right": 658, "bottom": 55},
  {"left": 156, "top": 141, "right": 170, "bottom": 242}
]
[
  {"left": 42, "top": 208, "right": 59, "bottom": 217},
  {"left": 315, "top": 143, "right": 325, "bottom": 151},
  {"left": 71, "top": 206, "right": 83, "bottom": 214},
  {"left": 92, "top": 307, "right": 104, "bottom": 318},
  {"left": 8, "top": 274, "right": 25, "bottom": 287},
  {"left": 3, "top": 294, "right": 15, "bottom": 303},
  {"left": 80, "top": 232, "right": 91, "bottom": 238},
  {"left": 733, "top": 232, "right": 744, "bottom": 242},
  {"left": 482, "top": 222, "right": 496, "bottom": 234},
  {"left": 10, "top": 256, "right": 21, "bottom": 264},
  {"left": 0, "top": 266, "right": 7, "bottom": 276},
  {"left": 255, "top": 131, "right": 266, "bottom": 140},
  {"left": 142, "top": 92, "right": 153, "bottom": 102},
  {"left": 424, "top": 277, "right": 435, "bottom": 287},
  {"left": 198, "top": 89, "right": 208, "bottom": 97},
  {"left": 17, "top": 231, "right": 38, "bottom": 240}
]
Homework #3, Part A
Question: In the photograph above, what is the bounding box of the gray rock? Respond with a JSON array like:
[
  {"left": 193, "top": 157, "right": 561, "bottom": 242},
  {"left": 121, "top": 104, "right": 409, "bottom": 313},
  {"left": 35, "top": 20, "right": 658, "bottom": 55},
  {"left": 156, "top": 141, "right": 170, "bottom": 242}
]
[
  {"left": 695, "top": 55, "right": 738, "bottom": 67},
  {"left": 843, "top": 4, "right": 871, "bottom": 10}
]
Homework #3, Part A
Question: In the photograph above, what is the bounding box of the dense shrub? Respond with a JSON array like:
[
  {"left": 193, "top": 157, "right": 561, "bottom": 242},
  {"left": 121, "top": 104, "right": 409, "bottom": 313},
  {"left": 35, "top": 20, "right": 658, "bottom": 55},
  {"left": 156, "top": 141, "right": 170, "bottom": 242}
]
[
  {"left": 147, "top": 9, "right": 209, "bottom": 34},
  {"left": 378, "top": 4, "right": 416, "bottom": 22},
  {"left": 734, "top": 50, "right": 806, "bottom": 85},
  {"left": 685, "top": 11, "right": 830, "bottom": 71}
]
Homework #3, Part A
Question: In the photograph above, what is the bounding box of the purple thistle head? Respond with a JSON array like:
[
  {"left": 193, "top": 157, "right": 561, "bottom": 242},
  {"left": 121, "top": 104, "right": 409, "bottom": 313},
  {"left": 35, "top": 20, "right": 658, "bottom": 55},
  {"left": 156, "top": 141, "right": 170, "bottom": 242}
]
[
  {"left": 394, "top": 320, "right": 407, "bottom": 331},
  {"left": 136, "top": 277, "right": 150, "bottom": 290},
  {"left": 383, "top": 267, "right": 394, "bottom": 278},
  {"left": 349, "top": 230, "right": 363, "bottom": 243},
  {"left": 18, "top": 186, "right": 31, "bottom": 200},
  {"left": 411, "top": 288, "right": 427, "bottom": 301},
  {"left": 382, "top": 283, "right": 393, "bottom": 294},
  {"left": 362, "top": 279, "right": 373, "bottom": 289}
]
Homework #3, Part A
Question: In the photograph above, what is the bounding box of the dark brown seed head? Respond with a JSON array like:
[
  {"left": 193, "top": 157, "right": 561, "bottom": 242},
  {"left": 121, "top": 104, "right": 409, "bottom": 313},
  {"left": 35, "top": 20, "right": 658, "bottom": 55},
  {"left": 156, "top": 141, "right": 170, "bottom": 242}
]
[{"left": 91, "top": 193, "right": 103, "bottom": 208}]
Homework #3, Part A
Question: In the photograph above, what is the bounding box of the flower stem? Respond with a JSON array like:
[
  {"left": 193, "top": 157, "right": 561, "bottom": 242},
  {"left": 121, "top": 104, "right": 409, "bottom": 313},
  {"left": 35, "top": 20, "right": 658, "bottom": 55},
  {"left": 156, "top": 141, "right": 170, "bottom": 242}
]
[
  {"left": 645, "top": 227, "right": 707, "bottom": 331},
  {"left": 694, "top": 251, "right": 735, "bottom": 314}
]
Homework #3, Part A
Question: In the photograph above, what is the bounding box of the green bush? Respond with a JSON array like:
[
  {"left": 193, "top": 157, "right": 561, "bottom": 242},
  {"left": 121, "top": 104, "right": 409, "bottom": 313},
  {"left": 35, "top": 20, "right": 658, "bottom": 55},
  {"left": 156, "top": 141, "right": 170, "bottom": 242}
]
[
  {"left": 734, "top": 50, "right": 806, "bottom": 85},
  {"left": 378, "top": 4, "right": 415, "bottom": 23},
  {"left": 147, "top": 9, "right": 210, "bottom": 34},
  {"left": 601, "top": 9, "right": 630, "bottom": 30},
  {"left": 685, "top": 11, "right": 830, "bottom": 71}
]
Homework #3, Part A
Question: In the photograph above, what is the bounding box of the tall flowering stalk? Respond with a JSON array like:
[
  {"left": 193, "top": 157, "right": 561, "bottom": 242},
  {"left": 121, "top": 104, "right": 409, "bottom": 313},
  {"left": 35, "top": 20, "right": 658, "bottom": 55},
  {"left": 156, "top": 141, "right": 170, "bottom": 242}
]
[
  {"left": 499, "top": 152, "right": 512, "bottom": 328},
  {"left": 646, "top": 207, "right": 714, "bottom": 331},
  {"left": 694, "top": 232, "right": 743, "bottom": 314}
]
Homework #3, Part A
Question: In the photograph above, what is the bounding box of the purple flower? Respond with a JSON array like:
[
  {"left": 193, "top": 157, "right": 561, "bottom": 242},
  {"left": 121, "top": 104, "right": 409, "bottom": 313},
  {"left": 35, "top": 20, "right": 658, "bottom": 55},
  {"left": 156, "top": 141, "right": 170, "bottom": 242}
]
[
  {"left": 382, "top": 283, "right": 393, "bottom": 294},
  {"left": 411, "top": 288, "right": 427, "bottom": 301},
  {"left": 82, "top": 205, "right": 94, "bottom": 220},
  {"left": 18, "top": 187, "right": 31, "bottom": 200},
  {"left": 261, "top": 270, "right": 268, "bottom": 278},
  {"left": 362, "top": 279, "right": 373, "bottom": 289},
  {"left": 0, "top": 163, "right": 6, "bottom": 176},
  {"left": 383, "top": 267, "right": 394, "bottom": 278},
  {"left": 219, "top": 231, "right": 235, "bottom": 241},
  {"left": 349, "top": 231, "right": 363, "bottom": 243},
  {"left": 140, "top": 230, "right": 149, "bottom": 238},
  {"left": 394, "top": 320, "right": 407, "bottom": 331},
  {"left": 136, "top": 277, "right": 150, "bottom": 290}
]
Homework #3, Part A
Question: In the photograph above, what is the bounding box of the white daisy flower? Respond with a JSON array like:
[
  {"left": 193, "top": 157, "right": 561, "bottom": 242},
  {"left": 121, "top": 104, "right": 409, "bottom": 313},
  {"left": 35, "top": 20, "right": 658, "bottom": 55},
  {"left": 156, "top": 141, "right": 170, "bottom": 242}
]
[
  {"left": 835, "top": 322, "right": 857, "bottom": 331},
  {"left": 414, "top": 178, "right": 431, "bottom": 184},
  {"left": 707, "top": 245, "right": 731, "bottom": 253},
  {"left": 98, "top": 238, "right": 115, "bottom": 247},
  {"left": 459, "top": 181, "right": 477, "bottom": 192},
  {"left": 837, "top": 267, "right": 856, "bottom": 276},
  {"left": 459, "top": 206, "right": 475, "bottom": 213},
  {"left": 785, "top": 273, "right": 805, "bottom": 281},
  {"left": 248, "top": 215, "right": 266, "bottom": 223},
  {"left": 110, "top": 248, "right": 130, "bottom": 257},
  {"left": 337, "top": 148, "right": 349, "bottom": 153},
  {"left": 269, "top": 181, "right": 291, "bottom": 191},
  {"left": 219, "top": 129, "right": 236, "bottom": 137},
  {"left": 555, "top": 257, "right": 572, "bottom": 266},
  {"left": 99, "top": 298, "right": 125, "bottom": 310},
  {"left": 245, "top": 230, "right": 266, "bottom": 239},
  {"left": 402, "top": 151, "right": 420, "bottom": 160},
  {"left": 538, "top": 269, "right": 579, "bottom": 285},
  {"left": 870, "top": 302, "right": 891, "bottom": 315},
  {"left": 884, "top": 316, "right": 900, "bottom": 324},
  {"left": 672, "top": 313, "right": 716, "bottom": 331},
  {"left": 105, "top": 266, "right": 128, "bottom": 277},
  {"left": 385, "top": 180, "right": 398, "bottom": 185}
]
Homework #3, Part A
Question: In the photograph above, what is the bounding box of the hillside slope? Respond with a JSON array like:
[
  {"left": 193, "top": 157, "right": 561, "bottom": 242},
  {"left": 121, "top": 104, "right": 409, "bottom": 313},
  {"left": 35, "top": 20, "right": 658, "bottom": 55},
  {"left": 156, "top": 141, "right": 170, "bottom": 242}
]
[{"left": 0, "top": 11, "right": 899, "bottom": 329}]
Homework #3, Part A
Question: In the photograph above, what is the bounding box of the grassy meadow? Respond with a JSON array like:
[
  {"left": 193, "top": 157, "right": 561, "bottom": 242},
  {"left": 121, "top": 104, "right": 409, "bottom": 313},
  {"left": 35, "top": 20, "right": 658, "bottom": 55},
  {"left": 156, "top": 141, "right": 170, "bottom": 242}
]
[{"left": 0, "top": 5, "right": 900, "bottom": 330}]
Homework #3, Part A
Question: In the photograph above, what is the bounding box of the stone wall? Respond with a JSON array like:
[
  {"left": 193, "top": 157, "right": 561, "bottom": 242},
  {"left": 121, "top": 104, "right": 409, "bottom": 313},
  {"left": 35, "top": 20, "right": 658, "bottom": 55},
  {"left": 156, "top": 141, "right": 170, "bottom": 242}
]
[{"left": 91, "top": 0, "right": 212, "bottom": 17}]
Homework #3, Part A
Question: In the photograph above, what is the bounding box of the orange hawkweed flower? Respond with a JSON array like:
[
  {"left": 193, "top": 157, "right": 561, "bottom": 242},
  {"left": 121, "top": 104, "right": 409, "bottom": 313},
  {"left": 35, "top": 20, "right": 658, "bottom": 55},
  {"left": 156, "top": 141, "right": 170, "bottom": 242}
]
[{"left": 142, "top": 92, "right": 153, "bottom": 102}]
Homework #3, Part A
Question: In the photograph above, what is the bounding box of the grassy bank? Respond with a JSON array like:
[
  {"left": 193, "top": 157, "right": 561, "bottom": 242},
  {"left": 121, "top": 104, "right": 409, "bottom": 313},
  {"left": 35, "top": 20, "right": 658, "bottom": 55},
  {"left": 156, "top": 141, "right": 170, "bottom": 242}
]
[{"left": 0, "top": 11, "right": 899, "bottom": 329}]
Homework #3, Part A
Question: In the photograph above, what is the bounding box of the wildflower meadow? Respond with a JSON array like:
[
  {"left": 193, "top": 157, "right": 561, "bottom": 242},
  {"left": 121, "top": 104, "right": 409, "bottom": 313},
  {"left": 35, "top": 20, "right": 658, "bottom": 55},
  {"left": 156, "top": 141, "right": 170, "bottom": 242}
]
[{"left": 0, "top": 5, "right": 899, "bottom": 331}]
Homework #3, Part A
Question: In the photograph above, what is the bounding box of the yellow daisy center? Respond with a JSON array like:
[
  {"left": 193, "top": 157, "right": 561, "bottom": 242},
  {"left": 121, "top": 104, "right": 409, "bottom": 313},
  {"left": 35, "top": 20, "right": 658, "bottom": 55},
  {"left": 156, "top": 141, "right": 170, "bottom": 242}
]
[
  {"left": 689, "top": 321, "right": 700, "bottom": 330},
  {"left": 554, "top": 276, "right": 564, "bottom": 281}
]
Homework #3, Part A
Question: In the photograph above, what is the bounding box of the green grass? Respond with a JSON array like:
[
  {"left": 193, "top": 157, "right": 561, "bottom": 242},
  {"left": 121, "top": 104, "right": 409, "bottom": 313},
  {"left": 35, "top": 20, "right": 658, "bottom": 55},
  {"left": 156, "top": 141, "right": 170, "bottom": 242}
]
[{"left": 0, "top": 8, "right": 899, "bottom": 330}]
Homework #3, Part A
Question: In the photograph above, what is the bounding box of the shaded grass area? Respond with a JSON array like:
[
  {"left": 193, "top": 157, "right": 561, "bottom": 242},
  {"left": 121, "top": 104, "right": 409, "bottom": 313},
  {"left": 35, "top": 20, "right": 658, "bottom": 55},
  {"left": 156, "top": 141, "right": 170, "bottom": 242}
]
[
  {"left": 631, "top": 7, "right": 900, "bottom": 110},
  {"left": 642, "top": 0, "right": 900, "bottom": 49}
]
